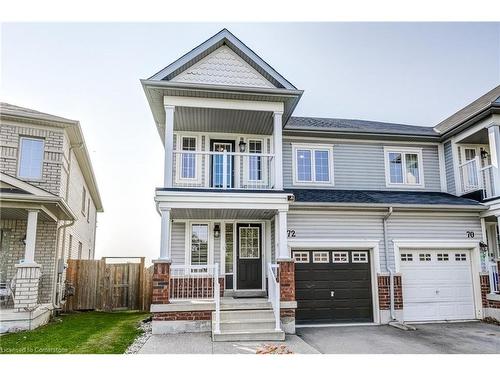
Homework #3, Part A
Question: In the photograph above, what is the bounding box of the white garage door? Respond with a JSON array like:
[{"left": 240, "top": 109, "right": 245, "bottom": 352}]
[{"left": 400, "top": 249, "right": 476, "bottom": 322}]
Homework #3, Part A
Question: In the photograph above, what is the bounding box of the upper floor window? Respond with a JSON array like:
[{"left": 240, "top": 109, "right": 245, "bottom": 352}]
[
  {"left": 293, "top": 144, "right": 333, "bottom": 185},
  {"left": 384, "top": 147, "right": 424, "bottom": 187},
  {"left": 181, "top": 136, "right": 197, "bottom": 179},
  {"left": 18, "top": 137, "right": 44, "bottom": 179},
  {"left": 248, "top": 140, "right": 263, "bottom": 181}
]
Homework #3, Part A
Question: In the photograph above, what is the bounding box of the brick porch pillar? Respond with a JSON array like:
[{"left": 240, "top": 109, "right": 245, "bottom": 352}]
[
  {"left": 278, "top": 260, "right": 295, "bottom": 302},
  {"left": 14, "top": 263, "right": 41, "bottom": 311},
  {"left": 152, "top": 260, "right": 171, "bottom": 305}
]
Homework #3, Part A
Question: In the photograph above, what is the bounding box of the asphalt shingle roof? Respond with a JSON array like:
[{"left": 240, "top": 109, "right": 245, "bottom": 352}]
[
  {"left": 285, "top": 117, "right": 439, "bottom": 137},
  {"left": 288, "top": 189, "right": 484, "bottom": 207},
  {"left": 0, "top": 102, "right": 77, "bottom": 124}
]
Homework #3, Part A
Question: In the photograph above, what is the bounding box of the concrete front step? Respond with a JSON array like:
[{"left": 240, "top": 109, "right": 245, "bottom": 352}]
[
  {"left": 212, "top": 329, "right": 285, "bottom": 342},
  {"left": 216, "top": 309, "right": 275, "bottom": 320},
  {"left": 220, "top": 298, "right": 271, "bottom": 311},
  {"left": 218, "top": 318, "right": 278, "bottom": 331}
]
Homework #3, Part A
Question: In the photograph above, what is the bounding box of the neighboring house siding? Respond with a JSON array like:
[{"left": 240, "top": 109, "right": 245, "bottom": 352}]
[
  {"left": 61, "top": 134, "right": 97, "bottom": 260},
  {"left": 0, "top": 219, "right": 57, "bottom": 304},
  {"left": 282, "top": 137, "right": 441, "bottom": 191},
  {"left": 287, "top": 210, "right": 482, "bottom": 272},
  {"left": 0, "top": 121, "right": 64, "bottom": 195},
  {"left": 444, "top": 141, "right": 456, "bottom": 195}
]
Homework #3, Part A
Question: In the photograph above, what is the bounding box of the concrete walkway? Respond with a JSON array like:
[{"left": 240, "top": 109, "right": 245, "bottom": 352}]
[
  {"left": 138, "top": 333, "right": 319, "bottom": 354},
  {"left": 297, "top": 321, "right": 500, "bottom": 354}
]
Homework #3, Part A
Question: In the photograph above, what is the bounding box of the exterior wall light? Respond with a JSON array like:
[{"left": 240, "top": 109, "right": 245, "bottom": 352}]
[
  {"left": 239, "top": 140, "right": 247, "bottom": 153},
  {"left": 213, "top": 224, "right": 221, "bottom": 239}
]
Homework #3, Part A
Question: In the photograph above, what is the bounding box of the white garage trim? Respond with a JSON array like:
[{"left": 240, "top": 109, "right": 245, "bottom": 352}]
[
  {"left": 392, "top": 239, "right": 483, "bottom": 320},
  {"left": 288, "top": 239, "right": 381, "bottom": 324}
]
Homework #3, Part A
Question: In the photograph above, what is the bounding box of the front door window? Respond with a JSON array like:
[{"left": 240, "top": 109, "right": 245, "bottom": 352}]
[{"left": 239, "top": 227, "right": 260, "bottom": 259}]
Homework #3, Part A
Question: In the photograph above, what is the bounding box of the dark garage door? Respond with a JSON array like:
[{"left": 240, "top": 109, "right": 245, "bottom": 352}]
[{"left": 294, "top": 250, "right": 373, "bottom": 324}]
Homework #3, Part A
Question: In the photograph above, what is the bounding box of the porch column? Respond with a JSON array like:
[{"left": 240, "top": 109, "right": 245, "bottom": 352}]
[
  {"left": 276, "top": 209, "right": 290, "bottom": 260},
  {"left": 273, "top": 111, "right": 284, "bottom": 190},
  {"left": 159, "top": 208, "right": 171, "bottom": 261},
  {"left": 488, "top": 125, "right": 500, "bottom": 196},
  {"left": 24, "top": 209, "right": 39, "bottom": 263},
  {"left": 163, "top": 105, "right": 175, "bottom": 188}
]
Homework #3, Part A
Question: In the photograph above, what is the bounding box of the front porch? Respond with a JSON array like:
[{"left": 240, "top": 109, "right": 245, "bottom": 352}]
[{"left": 150, "top": 195, "right": 295, "bottom": 340}]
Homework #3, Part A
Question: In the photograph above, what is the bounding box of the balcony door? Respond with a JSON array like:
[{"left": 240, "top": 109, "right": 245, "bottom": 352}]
[{"left": 211, "top": 140, "right": 235, "bottom": 188}]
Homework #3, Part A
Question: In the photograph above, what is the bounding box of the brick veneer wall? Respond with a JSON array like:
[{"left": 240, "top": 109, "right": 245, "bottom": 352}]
[
  {"left": 378, "top": 275, "right": 403, "bottom": 310},
  {"left": 152, "top": 261, "right": 171, "bottom": 304},
  {"left": 278, "top": 260, "right": 295, "bottom": 302},
  {"left": 0, "top": 219, "right": 57, "bottom": 304},
  {"left": 480, "top": 274, "right": 500, "bottom": 309},
  {"left": 153, "top": 311, "right": 212, "bottom": 321}
]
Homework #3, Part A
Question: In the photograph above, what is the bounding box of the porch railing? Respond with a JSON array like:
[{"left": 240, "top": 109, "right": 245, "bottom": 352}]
[
  {"left": 267, "top": 263, "right": 280, "bottom": 331},
  {"left": 489, "top": 261, "right": 499, "bottom": 294},
  {"left": 459, "top": 156, "right": 495, "bottom": 198},
  {"left": 172, "top": 150, "right": 275, "bottom": 190},
  {"left": 169, "top": 264, "right": 220, "bottom": 333}
]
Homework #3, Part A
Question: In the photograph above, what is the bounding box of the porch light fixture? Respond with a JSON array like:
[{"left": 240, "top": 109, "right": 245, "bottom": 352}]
[
  {"left": 213, "top": 224, "right": 221, "bottom": 239},
  {"left": 238, "top": 140, "right": 247, "bottom": 153},
  {"left": 481, "top": 150, "right": 489, "bottom": 159}
]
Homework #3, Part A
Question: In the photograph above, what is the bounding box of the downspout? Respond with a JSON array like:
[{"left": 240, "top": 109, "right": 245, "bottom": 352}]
[
  {"left": 383, "top": 207, "right": 396, "bottom": 321},
  {"left": 52, "top": 220, "right": 75, "bottom": 308}
]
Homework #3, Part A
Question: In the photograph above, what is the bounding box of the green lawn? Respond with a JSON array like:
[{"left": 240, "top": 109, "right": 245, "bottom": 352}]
[{"left": 0, "top": 311, "right": 149, "bottom": 354}]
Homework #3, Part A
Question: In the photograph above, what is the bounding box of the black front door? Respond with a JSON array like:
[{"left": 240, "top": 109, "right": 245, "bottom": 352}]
[
  {"left": 294, "top": 250, "right": 373, "bottom": 324},
  {"left": 236, "top": 223, "right": 262, "bottom": 290}
]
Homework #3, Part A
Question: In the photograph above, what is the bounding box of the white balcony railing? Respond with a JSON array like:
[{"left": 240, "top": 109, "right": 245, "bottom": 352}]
[
  {"left": 172, "top": 150, "right": 275, "bottom": 190},
  {"left": 169, "top": 264, "right": 220, "bottom": 333},
  {"left": 267, "top": 263, "right": 281, "bottom": 331},
  {"left": 459, "top": 156, "right": 495, "bottom": 198},
  {"left": 489, "top": 261, "right": 499, "bottom": 294}
]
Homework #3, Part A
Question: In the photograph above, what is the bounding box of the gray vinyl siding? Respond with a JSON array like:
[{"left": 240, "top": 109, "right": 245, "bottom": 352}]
[
  {"left": 282, "top": 138, "right": 441, "bottom": 191},
  {"left": 287, "top": 210, "right": 482, "bottom": 272},
  {"left": 171, "top": 222, "right": 186, "bottom": 265},
  {"left": 444, "top": 141, "right": 456, "bottom": 195}
]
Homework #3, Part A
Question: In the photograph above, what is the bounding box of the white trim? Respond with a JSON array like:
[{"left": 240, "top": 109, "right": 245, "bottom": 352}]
[
  {"left": 288, "top": 239, "right": 381, "bottom": 324},
  {"left": 175, "top": 135, "right": 202, "bottom": 183},
  {"left": 291, "top": 143, "right": 334, "bottom": 186},
  {"left": 0, "top": 172, "right": 54, "bottom": 197},
  {"left": 163, "top": 95, "right": 284, "bottom": 113},
  {"left": 438, "top": 142, "right": 447, "bottom": 192},
  {"left": 284, "top": 135, "right": 440, "bottom": 145},
  {"left": 392, "top": 239, "right": 483, "bottom": 320},
  {"left": 383, "top": 146, "right": 425, "bottom": 188},
  {"left": 452, "top": 138, "right": 462, "bottom": 194}
]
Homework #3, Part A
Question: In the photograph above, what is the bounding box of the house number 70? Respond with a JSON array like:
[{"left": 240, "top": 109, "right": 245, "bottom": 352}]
[{"left": 466, "top": 231, "right": 475, "bottom": 238}]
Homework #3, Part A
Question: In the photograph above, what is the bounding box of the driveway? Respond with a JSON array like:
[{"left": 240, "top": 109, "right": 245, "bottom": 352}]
[{"left": 297, "top": 322, "right": 500, "bottom": 354}]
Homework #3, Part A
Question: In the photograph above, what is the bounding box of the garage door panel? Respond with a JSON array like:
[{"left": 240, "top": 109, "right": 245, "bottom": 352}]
[
  {"left": 400, "top": 249, "right": 475, "bottom": 322},
  {"left": 294, "top": 250, "right": 373, "bottom": 324}
]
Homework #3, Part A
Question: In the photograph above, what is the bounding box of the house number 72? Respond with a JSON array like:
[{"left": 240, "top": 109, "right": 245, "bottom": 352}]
[{"left": 287, "top": 230, "right": 296, "bottom": 238}]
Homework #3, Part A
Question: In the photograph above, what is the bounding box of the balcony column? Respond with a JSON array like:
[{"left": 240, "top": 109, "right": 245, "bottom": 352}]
[
  {"left": 273, "top": 111, "right": 284, "bottom": 190},
  {"left": 163, "top": 105, "right": 175, "bottom": 188},
  {"left": 159, "top": 208, "right": 171, "bottom": 261},
  {"left": 488, "top": 125, "right": 500, "bottom": 196}
]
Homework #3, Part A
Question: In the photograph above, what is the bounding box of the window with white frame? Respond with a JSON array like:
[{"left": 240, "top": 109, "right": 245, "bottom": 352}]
[
  {"left": 181, "top": 137, "right": 197, "bottom": 179},
  {"left": 191, "top": 224, "right": 208, "bottom": 265},
  {"left": 400, "top": 253, "right": 413, "bottom": 262},
  {"left": 248, "top": 140, "right": 263, "bottom": 181},
  {"left": 384, "top": 148, "right": 423, "bottom": 187},
  {"left": 293, "top": 144, "right": 333, "bottom": 184},
  {"left": 352, "top": 251, "right": 368, "bottom": 263},
  {"left": 293, "top": 251, "right": 310, "bottom": 263},
  {"left": 332, "top": 252, "right": 349, "bottom": 263},
  {"left": 313, "top": 251, "right": 329, "bottom": 263},
  {"left": 18, "top": 137, "right": 44, "bottom": 179}
]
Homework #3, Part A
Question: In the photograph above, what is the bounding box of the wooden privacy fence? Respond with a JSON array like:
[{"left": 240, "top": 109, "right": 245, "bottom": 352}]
[{"left": 64, "top": 257, "right": 153, "bottom": 312}]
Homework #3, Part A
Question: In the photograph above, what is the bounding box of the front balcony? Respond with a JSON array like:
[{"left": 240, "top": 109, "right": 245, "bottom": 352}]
[
  {"left": 459, "top": 157, "right": 495, "bottom": 199},
  {"left": 172, "top": 149, "right": 275, "bottom": 190}
]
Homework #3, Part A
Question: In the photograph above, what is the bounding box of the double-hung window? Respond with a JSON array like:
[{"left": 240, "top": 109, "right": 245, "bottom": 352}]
[
  {"left": 293, "top": 144, "right": 333, "bottom": 185},
  {"left": 190, "top": 224, "right": 208, "bottom": 266},
  {"left": 181, "top": 137, "right": 197, "bottom": 179},
  {"left": 248, "top": 140, "right": 262, "bottom": 181},
  {"left": 384, "top": 147, "right": 424, "bottom": 187},
  {"left": 18, "top": 137, "right": 44, "bottom": 180}
]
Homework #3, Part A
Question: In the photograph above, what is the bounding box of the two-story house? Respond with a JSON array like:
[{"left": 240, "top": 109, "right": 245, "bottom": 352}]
[
  {"left": 142, "top": 29, "right": 499, "bottom": 341},
  {"left": 0, "top": 103, "right": 103, "bottom": 332}
]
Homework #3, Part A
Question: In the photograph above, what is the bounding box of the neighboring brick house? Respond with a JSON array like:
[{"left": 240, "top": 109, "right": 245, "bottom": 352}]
[
  {"left": 141, "top": 29, "right": 500, "bottom": 341},
  {"left": 0, "top": 102, "right": 103, "bottom": 332}
]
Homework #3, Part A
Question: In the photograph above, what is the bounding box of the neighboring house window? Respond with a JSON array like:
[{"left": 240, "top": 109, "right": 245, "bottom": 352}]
[
  {"left": 181, "top": 137, "right": 197, "bottom": 179},
  {"left": 87, "top": 198, "right": 91, "bottom": 223},
  {"left": 248, "top": 140, "right": 262, "bottom": 181},
  {"left": 78, "top": 241, "right": 83, "bottom": 259},
  {"left": 293, "top": 144, "right": 333, "bottom": 184},
  {"left": 191, "top": 224, "right": 208, "bottom": 265},
  {"left": 18, "top": 137, "right": 44, "bottom": 179},
  {"left": 384, "top": 148, "right": 424, "bottom": 187},
  {"left": 81, "top": 187, "right": 87, "bottom": 215},
  {"left": 67, "top": 234, "right": 73, "bottom": 259}
]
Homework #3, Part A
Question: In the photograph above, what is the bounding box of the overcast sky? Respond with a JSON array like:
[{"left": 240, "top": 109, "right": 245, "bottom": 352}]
[{"left": 1, "top": 23, "right": 499, "bottom": 263}]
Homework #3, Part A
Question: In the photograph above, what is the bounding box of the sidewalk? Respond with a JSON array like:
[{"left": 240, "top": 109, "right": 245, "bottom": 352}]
[{"left": 137, "top": 333, "right": 319, "bottom": 354}]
